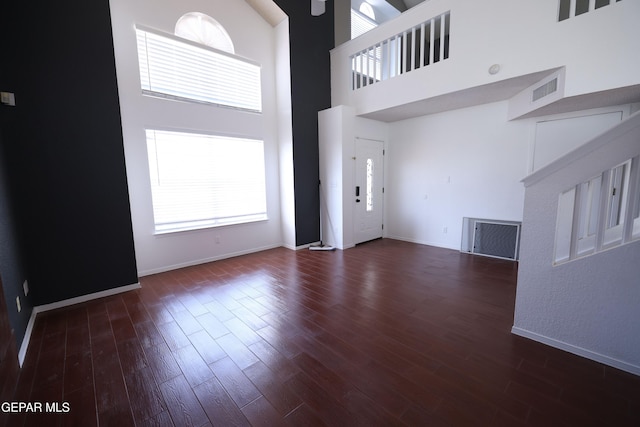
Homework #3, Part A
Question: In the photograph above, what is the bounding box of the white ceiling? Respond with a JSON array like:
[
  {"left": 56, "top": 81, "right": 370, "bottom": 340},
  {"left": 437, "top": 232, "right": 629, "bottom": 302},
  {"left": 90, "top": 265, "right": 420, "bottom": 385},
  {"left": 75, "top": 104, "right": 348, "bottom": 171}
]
[
  {"left": 243, "top": 0, "right": 287, "bottom": 26},
  {"left": 402, "top": 0, "right": 426, "bottom": 8}
]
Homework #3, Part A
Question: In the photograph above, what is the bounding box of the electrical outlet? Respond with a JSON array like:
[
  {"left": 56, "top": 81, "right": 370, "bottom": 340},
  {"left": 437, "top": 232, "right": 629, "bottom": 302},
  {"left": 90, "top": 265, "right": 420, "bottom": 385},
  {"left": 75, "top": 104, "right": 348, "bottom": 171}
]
[
  {"left": 215, "top": 235, "right": 221, "bottom": 244},
  {"left": 443, "top": 226, "right": 448, "bottom": 234},
  {"left": 23, "top": 280, "right": 29, "bottom": 296},
  {"left": 16, "top": 296, "right": 21, "bottom": 313}
]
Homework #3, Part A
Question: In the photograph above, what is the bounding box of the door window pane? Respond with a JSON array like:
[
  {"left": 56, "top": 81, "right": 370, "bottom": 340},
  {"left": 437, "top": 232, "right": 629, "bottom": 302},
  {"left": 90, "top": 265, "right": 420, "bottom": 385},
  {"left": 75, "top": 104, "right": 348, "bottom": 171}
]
[{"left": 366, "top": 158, "right": 374, "bottom": 212}]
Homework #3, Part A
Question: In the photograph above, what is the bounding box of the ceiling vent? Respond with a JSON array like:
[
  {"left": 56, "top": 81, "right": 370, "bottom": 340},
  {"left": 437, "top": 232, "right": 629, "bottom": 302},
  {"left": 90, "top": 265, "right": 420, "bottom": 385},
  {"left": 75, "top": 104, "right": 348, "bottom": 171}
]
[{"left": 532, "top": 78, "right": 558, "bottom": 102}]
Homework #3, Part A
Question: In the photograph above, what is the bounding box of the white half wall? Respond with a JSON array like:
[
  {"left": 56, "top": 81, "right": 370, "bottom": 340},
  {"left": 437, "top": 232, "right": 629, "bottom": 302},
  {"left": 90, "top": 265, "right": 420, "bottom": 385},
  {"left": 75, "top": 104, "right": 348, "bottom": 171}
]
[
  {"left": 331, "top": 0, "right": 640, "bottom": 117},
  {"left": 109, "top": 0, "right": 286, "bottom": 275},
  {"left": 514, "top": 113, "right": 640, "bottom": 374}
]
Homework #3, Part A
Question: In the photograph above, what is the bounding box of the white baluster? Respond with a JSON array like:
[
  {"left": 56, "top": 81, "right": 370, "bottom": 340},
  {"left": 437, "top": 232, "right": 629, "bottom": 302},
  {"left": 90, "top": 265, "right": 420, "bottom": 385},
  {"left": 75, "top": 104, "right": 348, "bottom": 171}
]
[
  {"left": 429, "top": 18, "right": 435, "bottom": 65},
  {"left": 402, "top": 31, "right": 408, "bottom": 74},
  {"left": 440, "top": 14, "right": 446, "bottom": 62},
  {"left": 410, "top": 27, "right": 416, "bottom": 72},
  {"left": 419, "top": 22, "right": 425, "bottom": 69}
]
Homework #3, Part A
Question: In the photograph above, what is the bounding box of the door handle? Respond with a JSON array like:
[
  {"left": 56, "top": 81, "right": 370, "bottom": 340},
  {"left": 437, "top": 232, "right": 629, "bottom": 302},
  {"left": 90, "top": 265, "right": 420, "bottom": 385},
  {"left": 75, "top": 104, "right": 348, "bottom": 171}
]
[{"left": 355, "top": 186, "right": 360, "bottom": 196}]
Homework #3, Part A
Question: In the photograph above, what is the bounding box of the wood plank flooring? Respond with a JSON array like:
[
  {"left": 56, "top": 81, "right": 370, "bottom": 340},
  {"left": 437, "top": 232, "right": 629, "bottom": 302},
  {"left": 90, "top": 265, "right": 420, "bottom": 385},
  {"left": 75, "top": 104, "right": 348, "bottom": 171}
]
[{"left": 6, "top": 239, "right": 640, "bottom": 426}]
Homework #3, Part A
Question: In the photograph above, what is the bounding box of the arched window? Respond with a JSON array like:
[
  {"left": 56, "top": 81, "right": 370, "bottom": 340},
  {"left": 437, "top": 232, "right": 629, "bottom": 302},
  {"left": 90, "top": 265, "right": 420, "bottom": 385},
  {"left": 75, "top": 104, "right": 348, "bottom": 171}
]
[
  {"left": 352, "top": 2, "right": 377, "bottom": 39},
  {"left": 359, "top": 2, "right": 376, "bottom": 20},
  {"left": 174, "top": 12, "right": 234, "bottom": 53}
]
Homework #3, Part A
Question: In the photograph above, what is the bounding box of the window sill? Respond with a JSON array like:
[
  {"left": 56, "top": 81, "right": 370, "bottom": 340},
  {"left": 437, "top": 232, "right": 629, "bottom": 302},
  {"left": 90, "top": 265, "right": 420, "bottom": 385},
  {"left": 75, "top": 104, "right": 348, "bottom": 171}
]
[{"left": 153, "top": 214, "right": 268, "bottom": 236}]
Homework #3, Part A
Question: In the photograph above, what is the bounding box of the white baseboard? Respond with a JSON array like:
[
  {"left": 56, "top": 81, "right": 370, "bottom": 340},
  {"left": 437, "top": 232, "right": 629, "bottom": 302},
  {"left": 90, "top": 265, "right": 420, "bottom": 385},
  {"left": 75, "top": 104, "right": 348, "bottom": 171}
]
[
  {"left": 17, "top": 282, "right": 141, "bottom": 366},
  {"left": 511, "top": 326, "right": 640, "bottom": 377},
  {"left": 138, "top": 243, "right": 283, "bottom": 276},
  {"left": 295, "top": 242, "right": 318, "bottom": 250},
  {"left": 18, "top": 309, "right": 38, "bottom": 367},
  {"left": 384, "top": 235, "right": 459, "bottom": 251}
]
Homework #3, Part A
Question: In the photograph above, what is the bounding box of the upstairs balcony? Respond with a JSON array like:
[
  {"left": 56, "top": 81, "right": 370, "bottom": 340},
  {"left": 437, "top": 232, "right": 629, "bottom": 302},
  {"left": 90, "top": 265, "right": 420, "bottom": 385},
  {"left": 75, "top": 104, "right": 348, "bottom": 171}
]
[{"left": 330, "top": 0, "right": 640, "bottom": 122}]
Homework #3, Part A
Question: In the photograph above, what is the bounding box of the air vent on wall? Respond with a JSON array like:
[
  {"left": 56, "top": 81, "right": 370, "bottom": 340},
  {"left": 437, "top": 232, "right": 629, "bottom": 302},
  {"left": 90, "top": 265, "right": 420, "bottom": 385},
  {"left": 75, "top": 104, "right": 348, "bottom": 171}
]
[
  {"left": 532, "top": 78, "right": 558, "bottom": 102},
  {"left": 461, "top": 217, "right": 521, "bottom": 261}
]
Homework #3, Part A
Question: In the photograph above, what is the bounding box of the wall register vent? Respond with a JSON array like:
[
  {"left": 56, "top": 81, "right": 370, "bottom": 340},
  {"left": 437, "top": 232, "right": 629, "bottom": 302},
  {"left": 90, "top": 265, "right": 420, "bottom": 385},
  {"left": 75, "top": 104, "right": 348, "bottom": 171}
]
[
  {"left": 532, "top": 78, "right": 558, "bottom": 102},
  {"left": 461, "top": 217, "right": 521, "bottom": 261}
]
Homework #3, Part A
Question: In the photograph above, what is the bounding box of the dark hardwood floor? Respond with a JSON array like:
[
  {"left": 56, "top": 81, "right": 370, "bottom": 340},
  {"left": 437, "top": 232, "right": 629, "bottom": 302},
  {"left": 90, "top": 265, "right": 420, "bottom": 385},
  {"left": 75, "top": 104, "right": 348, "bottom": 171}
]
[{"left": 6, "top": 239, "right": 640, "bottom": 426}]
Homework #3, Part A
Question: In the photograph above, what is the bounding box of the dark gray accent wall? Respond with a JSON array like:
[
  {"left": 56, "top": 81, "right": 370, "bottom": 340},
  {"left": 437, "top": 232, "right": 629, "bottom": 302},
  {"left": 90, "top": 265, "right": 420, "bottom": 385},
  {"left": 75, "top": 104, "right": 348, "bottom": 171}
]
[
  {"left": 0, "top": 132, "right": 31, "bottom": 346},
  {"left": 274, "top": 0, "right": 334, "bottom": 246},
  {"left": 0, "top": 1, "right": 33, "bottom": 347},
  {"left": 0, "top": 0, "right": 332, "bottom": 348},
  {"left": 0, "top": 0, "right": 138, "bottom": 325}
]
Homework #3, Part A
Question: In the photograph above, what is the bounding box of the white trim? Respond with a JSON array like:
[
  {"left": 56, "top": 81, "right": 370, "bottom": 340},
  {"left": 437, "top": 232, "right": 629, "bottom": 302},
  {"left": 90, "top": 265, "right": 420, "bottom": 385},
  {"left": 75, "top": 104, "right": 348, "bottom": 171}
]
[
  {"left": 138, "top": 243, "right": 283, "bottom": 276},
  {"left": 33, "top": 283, "right": 141, "bottom": 313},
  {"left": 17, "top": 282, "right": 141, "bottom": 366},
  {"left": 385, "top": 234, "right": 459, "bottom": 251},
  {"left": 511, "top": 326, "right": 640, "bottom": 376},
  {"left": 18, "top": 309, "right": 37, "bottom": 367},
  {"left": 294, "top": 242, "right": 318, "bottom": 250}
]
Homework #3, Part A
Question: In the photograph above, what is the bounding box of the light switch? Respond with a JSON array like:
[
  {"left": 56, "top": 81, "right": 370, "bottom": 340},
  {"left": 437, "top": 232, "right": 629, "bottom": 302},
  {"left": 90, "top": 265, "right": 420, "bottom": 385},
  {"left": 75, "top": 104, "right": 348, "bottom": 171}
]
[{"left": 1, "top": 92, "right": 16, "bottom": 106}]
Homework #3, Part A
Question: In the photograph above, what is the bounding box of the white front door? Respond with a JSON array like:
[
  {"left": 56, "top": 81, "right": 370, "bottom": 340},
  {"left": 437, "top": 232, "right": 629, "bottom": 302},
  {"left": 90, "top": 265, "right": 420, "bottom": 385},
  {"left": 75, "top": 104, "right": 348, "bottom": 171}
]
[{"left": 354, "top": 138, "right": 384, "bottom": 244}]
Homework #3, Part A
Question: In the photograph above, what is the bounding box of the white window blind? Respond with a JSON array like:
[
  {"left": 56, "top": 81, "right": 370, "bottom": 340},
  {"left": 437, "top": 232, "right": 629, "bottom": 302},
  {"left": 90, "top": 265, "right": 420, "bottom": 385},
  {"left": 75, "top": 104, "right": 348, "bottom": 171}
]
[
  {"left": 146, "top": 129, "right": 267, "bottom": 233},
  {"left": 351, "top": 9, "right": 378, "bottom": 39},
  {"left": 136, "top": 26, "right": 262, "bottom": 112}
]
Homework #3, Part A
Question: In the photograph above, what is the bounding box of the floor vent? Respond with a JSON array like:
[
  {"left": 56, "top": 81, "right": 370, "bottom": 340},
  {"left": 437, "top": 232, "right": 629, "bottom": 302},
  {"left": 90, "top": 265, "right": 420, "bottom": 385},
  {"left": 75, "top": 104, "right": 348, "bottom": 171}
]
[
  {"left": 532, "top": 77, "right": 558, "bottom": 102},
  {"left": 461, "top": 218, "right": 521, "bottom": 260}
]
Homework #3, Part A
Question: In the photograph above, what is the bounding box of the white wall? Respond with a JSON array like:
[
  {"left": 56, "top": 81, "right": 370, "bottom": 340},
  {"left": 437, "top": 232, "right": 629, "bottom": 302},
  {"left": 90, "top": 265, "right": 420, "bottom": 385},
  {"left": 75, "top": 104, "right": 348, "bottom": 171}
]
[
  {"left": 275, "top": 18, "right": 296, "bottom": 250},
  {"left": 514, "top": 113, "right": 640, "bottom": 374},
  {"left": 109, "top": 0, "right": 285, "bottom": 275},
  {"left": 318, "top": 107, "right": 389, "bottom": 249},
  {"left": 318, "top": 106, "right": 351, "bottom": 249},
  {"left": 385, "top": 101, "right": 529, "bottom": 249},
  {"left": 530, "top": 108, "right": 624, "bottom": 173}
]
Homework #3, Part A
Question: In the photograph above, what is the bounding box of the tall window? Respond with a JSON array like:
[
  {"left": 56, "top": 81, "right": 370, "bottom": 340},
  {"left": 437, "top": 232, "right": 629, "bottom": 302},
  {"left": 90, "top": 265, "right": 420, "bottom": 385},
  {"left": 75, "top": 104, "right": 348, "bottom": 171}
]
[
  {"left": 136, "top": 13, "right": 267, "bottom": 233},
  {"left": 146, "top": 130, "right": 267, "bottom": 233}
]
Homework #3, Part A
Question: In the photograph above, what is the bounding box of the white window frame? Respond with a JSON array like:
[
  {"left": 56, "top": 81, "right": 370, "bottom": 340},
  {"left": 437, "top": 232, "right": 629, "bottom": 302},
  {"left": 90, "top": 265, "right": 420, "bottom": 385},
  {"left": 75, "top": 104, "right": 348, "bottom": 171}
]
[
  {"left": 602, "top": 159, "right": 632, "bottom": 247},
  {"left": 632, "top": 156, "right": 640, "bottom": 239},
  {"left": 554, "top": 187, "right": 576, "bottom": 264},
  {"left": 146, "top": 129, "right": 268, "bottom": 234},
  {"left": 554, "top": 156, "right": 639, "bottom": 265},
  {"left": 575, "top": 174, "right": 603, "bottom": 256}
]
